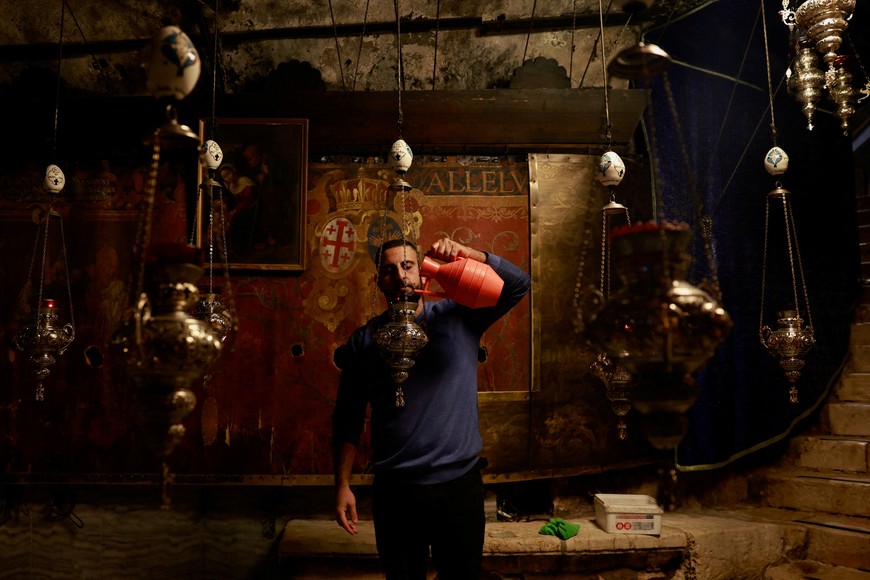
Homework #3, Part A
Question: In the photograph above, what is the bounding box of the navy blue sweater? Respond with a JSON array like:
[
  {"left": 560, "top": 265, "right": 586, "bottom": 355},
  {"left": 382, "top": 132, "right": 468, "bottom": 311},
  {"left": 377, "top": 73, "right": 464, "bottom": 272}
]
[{"left": 332, "top": 253, "right": 531, "bottom": 484}]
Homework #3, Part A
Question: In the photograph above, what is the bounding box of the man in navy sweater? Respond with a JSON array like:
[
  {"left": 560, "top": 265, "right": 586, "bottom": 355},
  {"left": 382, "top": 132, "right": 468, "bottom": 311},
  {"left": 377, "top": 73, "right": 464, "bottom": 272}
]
[{"left": 332, "top": 237, "right": 530, "bottom": 579}]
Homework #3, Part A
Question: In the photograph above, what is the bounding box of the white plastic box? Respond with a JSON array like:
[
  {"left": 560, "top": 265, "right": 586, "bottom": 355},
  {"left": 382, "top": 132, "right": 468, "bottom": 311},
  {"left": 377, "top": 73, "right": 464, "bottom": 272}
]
[{"left": 594, "top": 494, "right": 663, "bottom": 535}]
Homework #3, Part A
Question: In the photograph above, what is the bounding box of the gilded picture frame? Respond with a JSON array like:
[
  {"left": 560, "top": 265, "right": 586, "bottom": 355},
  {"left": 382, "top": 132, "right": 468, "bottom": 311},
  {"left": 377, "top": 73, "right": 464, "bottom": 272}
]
[{"left": 197, "top": 117, "right": 308, "bottom": 271}]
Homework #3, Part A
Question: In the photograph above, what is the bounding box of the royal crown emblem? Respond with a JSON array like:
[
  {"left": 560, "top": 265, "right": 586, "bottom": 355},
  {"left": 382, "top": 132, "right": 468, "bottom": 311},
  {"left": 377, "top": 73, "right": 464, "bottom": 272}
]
[{"left": 333, "top": 178, "right": 388, "bottom": 212}]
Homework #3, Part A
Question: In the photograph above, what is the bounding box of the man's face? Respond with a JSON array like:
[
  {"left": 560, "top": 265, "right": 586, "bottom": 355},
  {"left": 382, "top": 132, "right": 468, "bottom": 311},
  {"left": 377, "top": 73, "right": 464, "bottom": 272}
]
[{"left": 377, "top": 245, "right": 422, "bottom": 301}]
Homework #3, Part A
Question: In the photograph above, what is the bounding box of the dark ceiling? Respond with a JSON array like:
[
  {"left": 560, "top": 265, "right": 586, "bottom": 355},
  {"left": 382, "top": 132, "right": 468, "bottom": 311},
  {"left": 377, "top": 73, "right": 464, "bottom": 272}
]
[{"left": 0, "top": 1, "right": 868, "bottom": 144}]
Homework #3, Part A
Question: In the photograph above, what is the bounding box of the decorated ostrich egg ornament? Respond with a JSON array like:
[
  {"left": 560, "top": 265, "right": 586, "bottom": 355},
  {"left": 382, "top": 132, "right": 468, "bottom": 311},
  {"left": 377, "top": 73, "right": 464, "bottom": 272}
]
[
  {"left": 764, "top": 146, "right": 789, "bottom": 176},
  {"left": 144, "top": 26, "right": 201, "bottom": 100},
  {"left": 199, "top": 140, "right": 223, "bottom": 170},
  {"left": 388, "top": 139, "right": 413, "bottom": 174},
  {"left": 597, "top": 151, "right": 626, "bottom": 188},
  {"left": 42, "top": 164, "right": 65, "bottom": 194}
]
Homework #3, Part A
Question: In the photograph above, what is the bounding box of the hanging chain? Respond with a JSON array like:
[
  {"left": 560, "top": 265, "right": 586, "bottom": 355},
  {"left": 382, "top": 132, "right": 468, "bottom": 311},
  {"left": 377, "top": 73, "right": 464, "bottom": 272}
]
[
  {"left": 210, "top": 0, "right": 220, "bottom": 137},
  {"left": 215, "top": 184, "right": 237, "bottom": 322},
  {"left": 597, "top": 0, "right": 612, "bottom": 147},
  {"left": 132, "top": 133, "right": 162, "bottom": 303},
  {"left": 846, "top": 32, "right": 870, "bottom": 103},
  {"left": 52, "top": 0, "right": 65, "bottom": 163},
  {"left": 568, "top": 0, "right": 577, "bottom": 84},
  {"left": 371, "top": 196, "right": 389, "bottom": 318},
  {"left": 352, "top": 0, "right": 370, "bottom": 92},
  {"left": 759, "top": 198, "right": 770, "bottom": 338},
  {"left": 34, "top": 206, "right": 52, "bottom": 332},
  {"left": 396, "top": 185, "right": 410, "bottom": 408},
  {"left": 599, "top": 208, "right": 608, "bottom": 298},
  {"left": 572, "top": 214, "right": 595, "bottom": 333},
  {"left": 786, "top": 203, "right": 812, "bottom": 329},
  {"left": 779, "top": 193, "right": 800, "bottom": 319},
  {"left": 24, "top": 213, "right": 44, "bottom": 301},
  {"left": 432, "top": 0, "right": 441, "bottom": 90},
  {"left": 394, "top": 0, "right": 404, "bottom": 137},
  {"left": 662, "top": 73, "right": 722, "bottom": 300},
  {"left": 760, "top": 0, "right": 778, "bottom": 145},
  {"left": 59, "top": 214, "right": 74, "bottom": 331},
  {"left": 188, "top": 186, "right": 202, "bottom": 246},
  {"left": 208, "top": 192, "right": 215, "bottom": 294},
  {"left": 327, "top": 0, "right": 347, "bottom": 91},
  {"left": 521, "top": 0, "right": 538, "bottom": 65}
]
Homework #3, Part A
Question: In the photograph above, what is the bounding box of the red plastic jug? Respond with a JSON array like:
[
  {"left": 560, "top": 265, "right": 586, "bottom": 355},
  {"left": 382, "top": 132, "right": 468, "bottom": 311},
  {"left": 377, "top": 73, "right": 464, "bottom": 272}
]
[{"left": 415, "top": 256, "right": 504, "bottom": 308}]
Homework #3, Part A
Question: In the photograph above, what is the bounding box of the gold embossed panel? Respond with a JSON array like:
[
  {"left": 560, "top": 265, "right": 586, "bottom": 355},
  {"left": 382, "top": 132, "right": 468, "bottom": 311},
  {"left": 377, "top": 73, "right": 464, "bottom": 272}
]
[{"left": 528, "top": 153, "right": 655, "bottom": 470}]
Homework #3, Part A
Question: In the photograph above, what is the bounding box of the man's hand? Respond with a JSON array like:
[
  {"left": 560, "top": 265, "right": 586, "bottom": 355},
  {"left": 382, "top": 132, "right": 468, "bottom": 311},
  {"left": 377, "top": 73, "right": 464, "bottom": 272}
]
[
  {"left": 335, "top": 484, "right": 359, "bottom": 535},
  {"left": 426, "top": 238, "right": 486, "bottom": 263}
]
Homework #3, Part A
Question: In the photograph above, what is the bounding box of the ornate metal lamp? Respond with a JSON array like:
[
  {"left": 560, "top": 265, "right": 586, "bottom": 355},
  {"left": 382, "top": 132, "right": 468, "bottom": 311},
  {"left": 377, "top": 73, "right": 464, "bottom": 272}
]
[
  {"left": 794, "top": 0, "right": 857, "bottom": 134},
  {"left": 195, "top": 139, "right": 236, "bottom": 346},
  {"left": 15, "top": 168, "right": 76, "bottom": 402},
  {"left": 593, "top": 10, "right": 731, "bottom": 451},
  {"left": 110, "top": 25, "right": 217, "bottom": 508},
  {"left": 193, "top": 5, "right": 235, "bottom": 347},
  {"left": 759, "top": 181, "right": 815, "bottom": 404},
  {"left": 373, "top": 292, "right": 429, "bottom": 407},
  {"left": 585, "top": 222, "right": 732, "bottom": 450},
  {"left": 759, "top": 4, "right": 815, "bottom": 404},
  {"left": 14, "top": 7, "right": 77, "bottom": 402},
  {"left": 370, "top": 0, "right": 429, "bottom": 408},
  {"left": 787, "top": 36, "right": 826, "bottom": 130},
  {"left": 795, "top": 0, "right": 856, "bottom": 75},
  {"left": 828, "top": 55, "right": 858, "bottom": 134}
]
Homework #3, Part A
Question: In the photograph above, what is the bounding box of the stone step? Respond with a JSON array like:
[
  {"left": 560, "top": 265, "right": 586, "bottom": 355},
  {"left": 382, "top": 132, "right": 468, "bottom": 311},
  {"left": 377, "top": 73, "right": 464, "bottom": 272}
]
[
  {"left": 786, "top": 435, "right": 869, "bottom": 473},
  {"left": 828, "top": 402, "right": 870, "bottom": 437},
  {"left": 840, "top": 373, "right": 870, "bottom": 402},
  {"left": 851, "top": 322, "right": 870, "bottom": 347},
  {"left": 852, "top": 346, "right": 870, "bottom": 373},
  {"left": 750, "top": 468, "right": 870, "bottom": 517},
  {"left": 765, "top": 560, "right": 870, "bottom": 580},
  {"left": 278, "top": 516, "right": 688, "bottom": 579},
  {"left": 725, "top": 507, "right": 870, "bottom": 572},
  {"left": 278, "top": 509, "right": 870, "bottom": 579},
  {"left": 797, "top": 513, "right": 870, "bottom": 572}
]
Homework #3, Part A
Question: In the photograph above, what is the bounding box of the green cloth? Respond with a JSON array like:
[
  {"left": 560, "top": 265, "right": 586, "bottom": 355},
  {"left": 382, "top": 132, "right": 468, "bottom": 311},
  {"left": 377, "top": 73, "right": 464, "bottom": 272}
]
[{"left": 538, "top": 518, "right": 580, "bottom": 540}]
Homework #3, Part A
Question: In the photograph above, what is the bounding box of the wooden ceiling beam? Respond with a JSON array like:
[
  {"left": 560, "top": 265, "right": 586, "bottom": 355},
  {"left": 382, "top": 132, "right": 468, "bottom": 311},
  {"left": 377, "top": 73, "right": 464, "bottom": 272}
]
[{"left": 222, "top": 88, "right": 648, "bottom": 155}]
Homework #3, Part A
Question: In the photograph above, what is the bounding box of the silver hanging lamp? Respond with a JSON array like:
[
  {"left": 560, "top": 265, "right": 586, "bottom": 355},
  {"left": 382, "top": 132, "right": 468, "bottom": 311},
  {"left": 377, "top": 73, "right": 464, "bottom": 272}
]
[
  {"left": 758, "top": 0, "right": 815, "bottom": 404},
  {"left": 14, "top": 167, "right": 76, "bottom": 402},
  {"left": 14, "top": 3, "right": 76, "bottom": 402},
  {"left": 372, "top": 0, "right": 428, "bottom": 408}
]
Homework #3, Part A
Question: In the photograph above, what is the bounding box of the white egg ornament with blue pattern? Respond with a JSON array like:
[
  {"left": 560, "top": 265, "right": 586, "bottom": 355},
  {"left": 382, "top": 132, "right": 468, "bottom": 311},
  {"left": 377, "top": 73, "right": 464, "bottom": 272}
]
[
  {"left": 597, "top": 151, "right": 626, "bottom": 188},
  {"left": 764, "top": 146, "right": 789, "bottom": 176}
]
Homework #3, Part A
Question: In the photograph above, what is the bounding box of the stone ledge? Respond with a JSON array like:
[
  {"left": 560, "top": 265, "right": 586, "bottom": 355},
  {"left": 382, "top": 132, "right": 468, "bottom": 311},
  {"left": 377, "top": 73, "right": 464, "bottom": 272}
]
[
  {"left": 278, "top": 516, "right": 687, "bottom": 560},
  {"left": 277, "top": 510, "right": 822, "bottom": 578}
]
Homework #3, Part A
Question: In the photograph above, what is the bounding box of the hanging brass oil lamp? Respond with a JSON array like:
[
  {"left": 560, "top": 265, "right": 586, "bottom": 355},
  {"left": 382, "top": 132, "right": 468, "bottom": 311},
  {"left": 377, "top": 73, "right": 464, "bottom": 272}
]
[
  {"left": 585, "top": 223, "right": 732, "bottom": 450},
  {"left": 794, "top": 0, "right": 856, "bottom": 77},
  {"left": 587, "top": 150, "right": 637, "bottom": 441},
  {"left": 787, "top": 36, "right": 826, "bottom": 131},
  {"left": 372, "top": 136, "right": 428, "bottom": 407},
  {"left": 110, "top": 243, "right": 222, "bottom": 457},
  {"left": 828, "top": 55, "right": 858, "bottom": 135},
  {"left": 759, "top": 176, "right": 815, "bottom": 404},
  {"left": 373, "top": 291, "right": 429, "bottom": 407},
  {"left": 760, "top": 4, "right": 816, "bottom": 403},
  {"left": 110, "top": 25, "right": 214, "bottom": 508},
  {"left": 194, "top": 139, "right": 236, "bottom": 345},
  {"left": 14, "top": 166, "right": 76, "bottom": 401},
  {"left": 371, "top": 1, "right": 429, "bottom": 408},
  {"left": 794, "top": 0, "right": 857, "bottom": 132},
  {"left": 590, "top": 352, "right": 633, "bottom": 441}
]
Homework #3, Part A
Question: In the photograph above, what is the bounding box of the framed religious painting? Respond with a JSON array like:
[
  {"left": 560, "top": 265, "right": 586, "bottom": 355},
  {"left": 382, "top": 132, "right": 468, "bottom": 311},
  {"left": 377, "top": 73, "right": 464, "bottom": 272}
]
[{"left": 197, "top": 117, "right": 308, "bottom": 271}]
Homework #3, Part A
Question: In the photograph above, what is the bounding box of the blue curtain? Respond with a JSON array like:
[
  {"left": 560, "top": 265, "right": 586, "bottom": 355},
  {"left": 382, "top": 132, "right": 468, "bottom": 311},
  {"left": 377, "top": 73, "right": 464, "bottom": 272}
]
[{"left": 635, "top": 0, "right": 860, "bottom": 469}]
